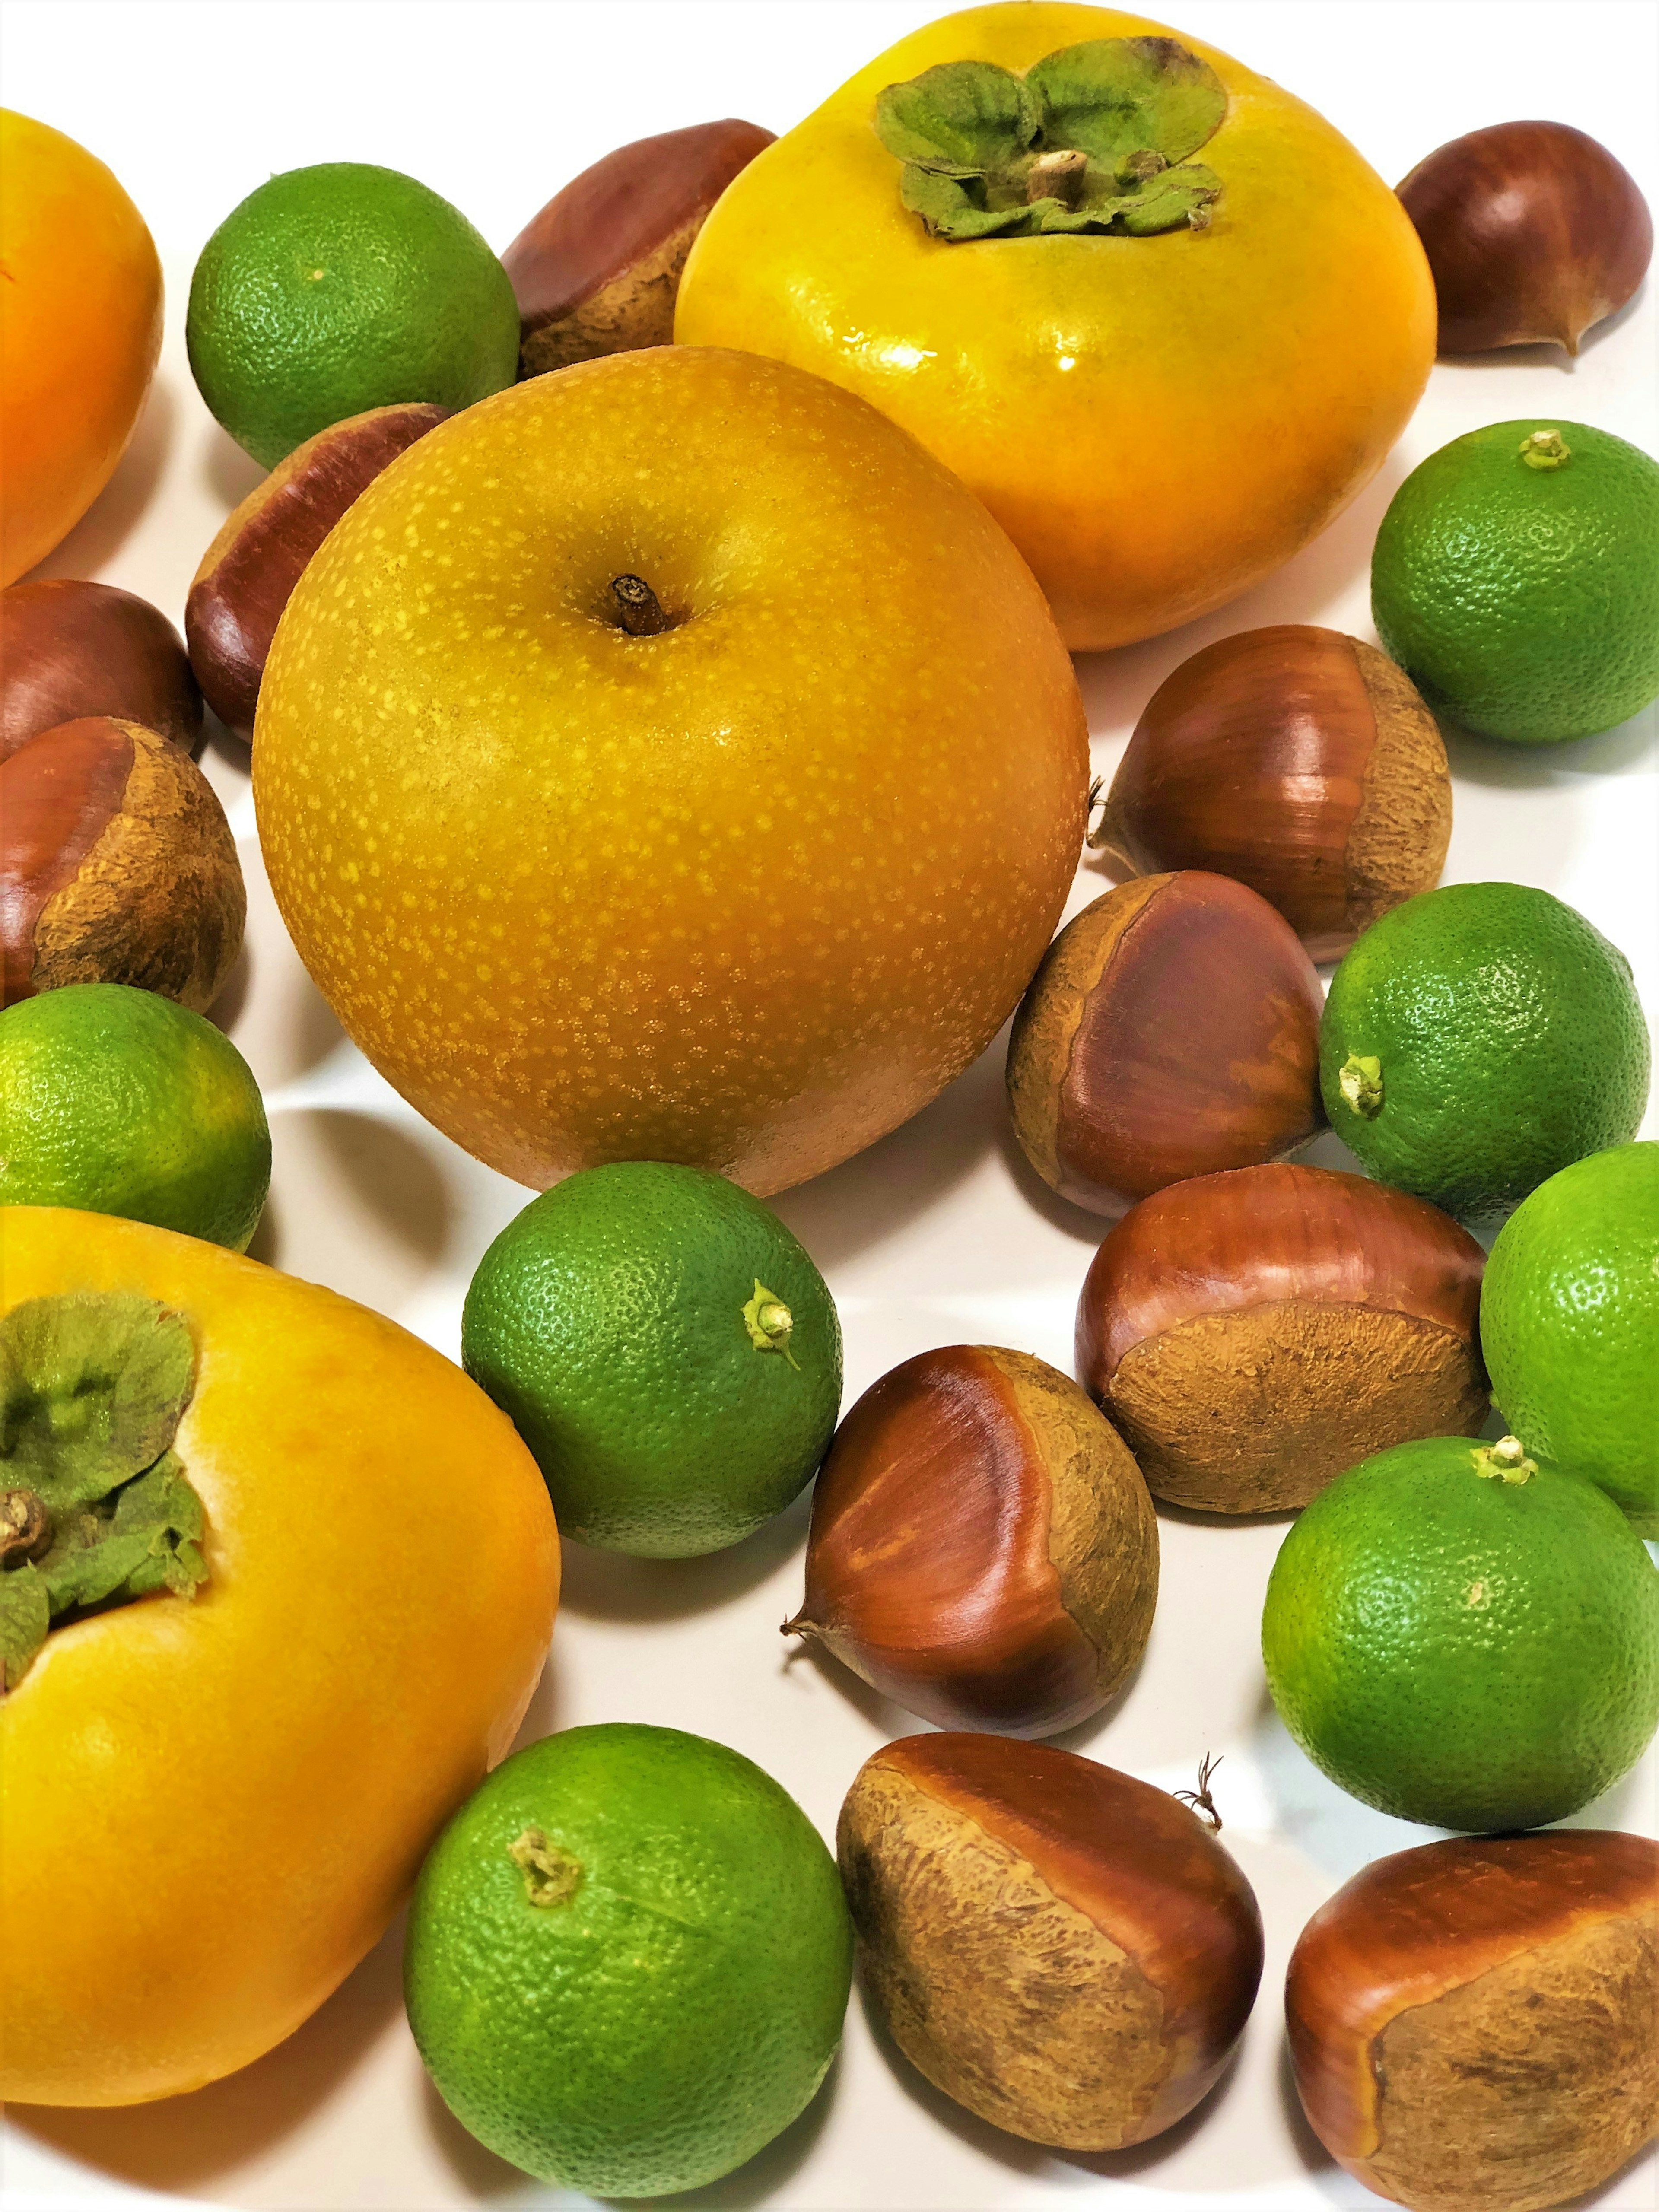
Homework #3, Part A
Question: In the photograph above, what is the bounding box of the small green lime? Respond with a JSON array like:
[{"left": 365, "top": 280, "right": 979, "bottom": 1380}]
[
  {"left": 187, "top": 162, "right": 519, "bottom": 468},
  {"left": 1320, "top": 881, "right": 1649, "bottom": 1218},
  {"left": 1262, "top": 1433, "right": 1659, "bottom": 1831},
  {"left": 1371, "top": 418, "right": 1659, "bottom": 744},
  {"left": 1481, "top": 1142, "right": 1659, "bottom": 1535},
  {"left": 404, "top": 1723, "right": 852, "bottom": 2199},
  {"left": 461, "top": 1162, "right": 841, "bottom": 1557},
  {"left": 0, "top": 983, "right": 270, "bottom": 1249}
]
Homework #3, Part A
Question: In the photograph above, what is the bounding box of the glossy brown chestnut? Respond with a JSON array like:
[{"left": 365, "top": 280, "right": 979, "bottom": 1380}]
[
  {"left": 186, "top": 401, "right": 450, "bottom": 739},
  {"left": 0, "top": 580, "right": 202, "bottom": 762},
  {"left": 786, "top": 1345, "right": 1157, "bottom": 1737},
  {"left": 0, "top": 716, "right": 244, "bottom": 1008},
  {"left": 1398, "top": 121, "right": 1653, "bottom": 356},
  {"left": 1092, "top": 630, "right": 1451, "bottom": 962},
  {"left": 1007, "top": 871, "right": 1325, "bottom": 1218},
  {"left": 1075, "top": 1163, "right": 1488, "bottom": 1512},
  {"left": 839, "top": 1733, "right": 1264, "bottom": 2150},
  {"left": 1287, "top": 1831, "right": 1659, "bottom": 2212},
  {"left": 504, "top": 120, "right": 775, "bottom": 378}
]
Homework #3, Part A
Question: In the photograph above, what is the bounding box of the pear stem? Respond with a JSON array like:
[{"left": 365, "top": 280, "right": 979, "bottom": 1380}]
[{"left": 611, "top": 575, "right": 674, "bottom": 637}]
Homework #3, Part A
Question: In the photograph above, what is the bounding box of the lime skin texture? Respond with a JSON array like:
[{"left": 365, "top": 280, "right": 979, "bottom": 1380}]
[
  {"left": 1320, "top": 881, "right": 1650, "bottom": 1220},
  {"left": 404, "top": 1722, "right": 854, "bottom": 2199},
  {"left": 1262, "top": 1434, "right": 1659, "bottom": 1833},
  {"left": 187, "top": 162, "right": 519, "bottom": 469},
  {"left": 1372, "top": 417, "right": 1659, "bottom": 744},
  {"left": 461, "top": 1162, "right": 842, "bottom": 1557},
  {"left": 1481, "top": 1142, "right": 1659, "bottom": 1535},
  {"left": 0, "top": 982, "right": 270, "bottom": 1250}
]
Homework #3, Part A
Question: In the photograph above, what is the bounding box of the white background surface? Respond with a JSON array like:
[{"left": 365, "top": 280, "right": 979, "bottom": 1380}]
[{"left": 2, "top": 3, "right": 1656, "bottom": 2209}]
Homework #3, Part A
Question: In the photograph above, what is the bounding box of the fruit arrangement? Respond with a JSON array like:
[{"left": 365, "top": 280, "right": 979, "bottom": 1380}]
[{"left": 0, "top": 10, "right": 1656, "bottom": 2211}]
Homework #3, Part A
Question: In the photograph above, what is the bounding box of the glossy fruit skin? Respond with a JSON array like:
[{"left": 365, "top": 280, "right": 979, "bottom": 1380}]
[
  {"left": 0, "top": 111, "right": 163, "bottom": 586},
  {"left": 1262, "top": 1434, "right": 1659, "bottom": 1831},
  {"left": 461, "top": 1163, "right": 841, "bottom": 1557},
  {"left": 1372, "top": 419, "right": 1659, "bottom": 743},
  {"left": 254, "top": 347, "right": 1087, "bottom": 1195},
  {"left": 675, "top": 3, "right": 1434, "bottom": 652},
  {"left": 0, "top": 581, "right": 201, "bottom": 760},
  {"left": 1481, "top": 1142, "right": 1659, "bottom": 1534},
  {"left": 405, "top": 1723, "right": 852, "bottom": 2197},
  {"left": 1320, "top": 882, "right": 1651, "bottom": 1219},
  {"left": 0, "top": 1208, "right": 559, "bottom": 2104}
]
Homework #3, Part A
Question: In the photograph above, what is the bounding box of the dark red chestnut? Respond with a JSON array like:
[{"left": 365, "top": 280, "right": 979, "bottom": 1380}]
[{"left": 1, "top": 580, "right": 201, "bottom": 761}]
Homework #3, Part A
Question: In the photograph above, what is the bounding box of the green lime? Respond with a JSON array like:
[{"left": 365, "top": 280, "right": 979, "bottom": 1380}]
[
  {"left": 187, "top": 162, "right": 519, "bottom": 469},
  {"left": 1371, "top": 418, "right": 1659, "bottom": 744},
  {"left": 1262, "top": 1433, "right": 1659, "bottom": 1831},
  {"left": 0, "top": 983, "right": 270, "bottom": 1250},
  {"left": 404, "top": 1722, "right": 852, "bottom": 2198},
  {"left": 1320, "top": 882, "right": 1649, "bottom": 1218},
  {"left": 1481, "top": 1142, "right": 1659, "bottom": 1535},
  {"left": 461, "top": 1162, "right": 841, "bottom": 1557}
]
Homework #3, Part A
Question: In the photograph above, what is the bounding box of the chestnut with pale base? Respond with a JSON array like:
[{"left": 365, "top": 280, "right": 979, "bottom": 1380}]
[
  {"left": 1286, "top": 1831, "right": 1659, "bottom": 2212},
  {"left": 839, "top": 1734, "right": 1263, "bottom": 2150}
]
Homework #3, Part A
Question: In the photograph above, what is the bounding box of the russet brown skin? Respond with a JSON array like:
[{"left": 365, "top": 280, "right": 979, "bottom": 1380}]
[
  {"left": 0, "top": 716, "right": 244, "bottom": 1008},
  {"left": 1287, "top": 1831, "right": 1659, "bottom": 2212},
  {"left": 186, "top": 403, "right": 450, "bottom": 740},
  {"left": 839, "top": 1733, "right": 1264, "bottom": 2149},
  {"left": 1093, "top": 629, "right": 1450, "bottom": 963},
  {"left": 1398, "top": 121, "right": 1653, "bottom": 355},
  {"left": 0, "top": 580, "right": 202, "bottom": 762},
  {"left": 505, "top": 121, "right": 775, "bottom": 378},
  {"left": 1007, "top": 871, "right": 1325, "bottom": 1217},
  {"left": 789, "top": 1345, "right": 1157, "bottom": 1737}
]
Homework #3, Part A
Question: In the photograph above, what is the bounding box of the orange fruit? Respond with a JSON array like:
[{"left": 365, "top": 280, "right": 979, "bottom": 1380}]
[{"left": 0, "top": 111, "right": 163, "bottom": 585}]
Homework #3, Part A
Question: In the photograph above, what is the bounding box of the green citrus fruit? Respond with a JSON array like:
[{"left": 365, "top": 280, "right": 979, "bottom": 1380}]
[
  {"left": 460, "top": 1162, "right": 841, "bottom": 1557},
  {"left": 1320, "top": 881, "right": 1649, "bottom": 1218},
  {"left": 1371, "top": 418, "right": 1659, "bottom": 744},
  {"left": 404, "top": 1722, "right": 852, "bottom": 2198},
  {"left": 1481, "top": 1142, "right": 1659, "bottom": 1536},
  {"left": 0, "top": 983, "right": 270, "bottom": 1249},
  {"left": 187, "top": 162, "right": 518, "bottom": 468},
  {"left": 1262, "top": 1433, "right": 1659, "bottom": 1831}
]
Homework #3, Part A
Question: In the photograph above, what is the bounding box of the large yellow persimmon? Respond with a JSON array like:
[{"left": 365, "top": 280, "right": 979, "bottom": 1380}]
[
  {"left": 255, "top": 346, "right": 1087, "bottom": 1195},
  {"left": 0, "top": 1208, "right": 558, "bottom": 2106},
  {"left": 675, "top": 3, "right": 1435, "bottom": 651}
]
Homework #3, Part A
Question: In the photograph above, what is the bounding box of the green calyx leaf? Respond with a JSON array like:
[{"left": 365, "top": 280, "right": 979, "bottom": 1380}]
[
  {"left": 0, "top": 1296, "right": 207, "bottom": 1693},
  {"left": 873, "top": 37, "right": 1227, "bottom": 243}
]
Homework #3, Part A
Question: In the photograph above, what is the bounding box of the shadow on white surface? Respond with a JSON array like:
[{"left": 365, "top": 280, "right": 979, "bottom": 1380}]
[
  {"left": 200, "top": 422, "right": 267, "bottom": 512},
  {"left": 558, "top": 1490, "right": 814, "bottom": 1626},
  {"left": 246, "top": 1108, "right": 459, "bottom": 1313}
]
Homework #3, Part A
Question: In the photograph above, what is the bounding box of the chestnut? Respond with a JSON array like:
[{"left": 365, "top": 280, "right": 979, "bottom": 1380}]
[
  {"left": 1398, "top": 121, "right": 1653, "bottom": 356},
  {"left": 504, "top": 119, "right": 775, "bottom": 377},
  {"left": 1007, "top": 871, "right": 1324, "bottom": 1218},
  {"left": 1091, "top": 629, "right": 1451, "bottom": 962},
  {"left": 1287, "top": 1830, "right": 1659, "bottom": 2212},
  {"left": 1075, "top": 1163, "right": 1488, "bottom": 1513},
  {"left": 0, "top": 716, "right": 244, "bottom": 1009},
  {"left": 785, "top": 1345, "right": 1157, "bottom": 1737},
  {"left": 186, "top": 401, "right": 450, "bottom": 739},
  {"left": 0, "top": 580, "right": 202, "bottom": 762},
  {"left": 839, "top": 1732, "right": 1264, "bottom": 2149}
]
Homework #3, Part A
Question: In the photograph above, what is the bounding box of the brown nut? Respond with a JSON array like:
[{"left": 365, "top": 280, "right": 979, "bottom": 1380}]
[
  {"left": 0, "top": 580, "right": 202, "bottom": 762},
  {"left": 0, "top": 716, "right": 244, "bottom": 1009},
  {"left": 1398, "top": 121, "right": 1653, "bottom": 356},
  {"left": 839, "top": 1733, "right": 1264, "bottom": 2150},
  {"left": 186, "top": 402, "right": 451, "bottom": 740},
  {"left": 1287, "top": 1831, "right": 1659, "bottom": 2212},
  {"left": 504, "top": 120, "right": 775, "bottom": 377},
  {"left": 785, "top": 1344, "right": 1157, "bottom": 1737},
  {"left": 1092, "top": 629, "right": 1451, "bottom": 963},
  {"left": 1075, "top": 1163, "right": 1488, "bottom": 1513},
  {"left": 1007, "top": 871, "right": 1325, "bottom": 1218}
]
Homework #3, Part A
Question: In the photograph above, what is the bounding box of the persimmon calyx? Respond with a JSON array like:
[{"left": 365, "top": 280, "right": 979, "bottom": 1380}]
[
  {"left": 0, "top": 1294, "right": 207, "bottom": 1694},
  {"left": 874, "top": 37, "right": 1227, "bottom": 242}
]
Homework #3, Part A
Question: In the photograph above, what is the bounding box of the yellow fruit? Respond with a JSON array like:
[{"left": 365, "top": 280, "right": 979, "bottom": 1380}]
[
  {"left": 254, "top": 346, "right": 1087, "bottom": 1194},
  {"left": 675, "top": 3, "right": 1435, "bottom": 651},
  {"left": 0, "top": 1207, "right": 558, "bottom": 2105}
]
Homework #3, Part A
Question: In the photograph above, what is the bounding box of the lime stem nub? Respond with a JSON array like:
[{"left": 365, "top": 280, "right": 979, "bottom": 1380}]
[
  {"left": 1338, "top": 1054, "right": 1384, "bottom": 1118},
  {"left": 509, "top": 1827, "right": 583, "bottom": 1908},
  {"left": 743, "top": 1281, "right": 801, "bottom": 1370},
  {"left": 1520, "top": 429, "right": 1571, "bottom": 471},
  {"left": 1472, "top": 1435, "right": 1538, "bottom": 1485}
]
